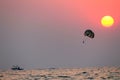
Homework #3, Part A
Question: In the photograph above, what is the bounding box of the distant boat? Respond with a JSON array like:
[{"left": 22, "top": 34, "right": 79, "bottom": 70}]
[{"left": 11, "top": 65, "right": 24, "bottom": 70}]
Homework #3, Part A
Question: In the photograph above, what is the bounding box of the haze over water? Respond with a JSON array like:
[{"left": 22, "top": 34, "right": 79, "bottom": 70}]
[{"left": 0, "top": 0, "right": 120, "bottom": 69}]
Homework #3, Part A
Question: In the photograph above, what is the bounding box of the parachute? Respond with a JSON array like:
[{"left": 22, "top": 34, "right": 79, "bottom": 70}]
[{"left": 83, "top": 29, "right": 95, "bottom": 43}]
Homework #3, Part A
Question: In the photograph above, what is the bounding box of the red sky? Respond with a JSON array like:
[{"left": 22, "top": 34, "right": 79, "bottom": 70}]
[
  {"left": 51, "top": 0, "right": 120, "bottom": 27},
  {"left": 76, "top": 0, "right": 120, "bottom": 27},
  {"left": 1, "top": 0, "right": 120, "bottom": 27}
]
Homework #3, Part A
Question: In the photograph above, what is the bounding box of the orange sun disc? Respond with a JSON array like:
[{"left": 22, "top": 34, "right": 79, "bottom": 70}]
[{"left": 101, "top": 16, "right": 114, "bottom": 27}]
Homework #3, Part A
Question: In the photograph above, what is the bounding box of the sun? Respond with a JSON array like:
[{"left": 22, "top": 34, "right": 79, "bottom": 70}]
[{"left": 101, "top": 16, "right": 114, "bottom": 27}]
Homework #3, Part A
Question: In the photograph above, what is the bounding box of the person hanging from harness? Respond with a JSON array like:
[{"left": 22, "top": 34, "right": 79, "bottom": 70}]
[{"left": 83, "top": 29, "right": 95, "bottom": 44}]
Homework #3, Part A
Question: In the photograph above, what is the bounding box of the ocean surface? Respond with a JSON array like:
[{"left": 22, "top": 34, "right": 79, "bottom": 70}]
[{"left": 0, "top": 66, "right": 120, "bottom": 80}]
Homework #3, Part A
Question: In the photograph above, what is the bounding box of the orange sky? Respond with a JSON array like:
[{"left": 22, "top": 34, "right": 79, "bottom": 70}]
[
  {"left": 37, "top": 0, "right": 120, "bottom": 29},
  {"left": 77, "top": 0, "right": 120, "bottom": 27},
  {"left": 56, "top": 0, "right": 120, "bottom": 27},
  {"left": 1, "top": 0, "right": 120, "bottom": 27}
]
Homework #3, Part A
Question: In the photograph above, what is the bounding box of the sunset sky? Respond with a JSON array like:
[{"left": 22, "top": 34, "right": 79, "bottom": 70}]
[{"left": 0, "top": 0, "right": 120, "bottom": 69}]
